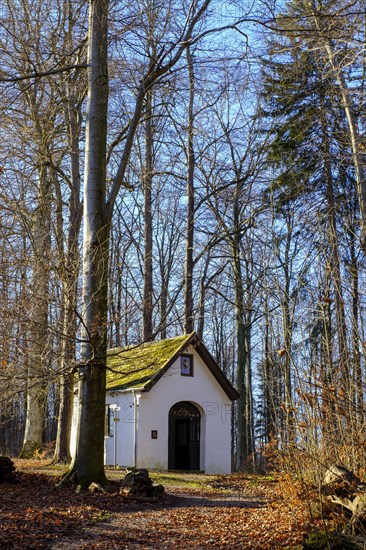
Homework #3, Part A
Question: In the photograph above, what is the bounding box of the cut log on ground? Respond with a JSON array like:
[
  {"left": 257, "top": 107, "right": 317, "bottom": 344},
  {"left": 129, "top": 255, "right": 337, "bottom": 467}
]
[
  {"left": 322, "top": 465, "right": 360, "bottom": 489},
  {"left": 120, "top": 468, "right": 164, "bottom": 500},
  {"left": 321, "top": 464, "right": 366, "bottom": 532}
]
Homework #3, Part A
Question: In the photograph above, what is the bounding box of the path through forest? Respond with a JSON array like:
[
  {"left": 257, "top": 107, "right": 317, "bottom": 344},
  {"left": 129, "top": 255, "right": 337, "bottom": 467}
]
[{"left": 0, "top": 460, "right": 329, "bottom": 549}]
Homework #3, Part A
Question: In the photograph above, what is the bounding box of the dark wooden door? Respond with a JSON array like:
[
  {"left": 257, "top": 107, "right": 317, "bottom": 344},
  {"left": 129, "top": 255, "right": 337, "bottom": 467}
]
[
  {"left": 175, "top": 418, "right": 190, "bottom": 469},
  {"left": 168, "top": 402, "right": 200, "bottom": 470}
]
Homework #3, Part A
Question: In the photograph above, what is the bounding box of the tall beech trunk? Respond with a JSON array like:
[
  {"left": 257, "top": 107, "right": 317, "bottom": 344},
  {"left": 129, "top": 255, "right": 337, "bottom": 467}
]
[
  {"left": 54, "top": 76, "right": 83, "bottom": 464},
  {"left": 232, "top": 187, "right": 253, "bottom": 470},
  {"left": 53, "top": 202, "right": 81, "bottom": 464},
  {"left": 281, "top": 222, "right": 294, "bottom": 445},
  {"left": 66, "top": 0, "right": 110, "bottom": 487},
  {"left": 143, "top": 90, "right": 154, "bottom": 342},
  {"left": 322, "top": 116, "right": 350, "bottom": 391},
  {"left": 184, "top": 43, "right": 195, "bottom": 334},
  {"left": 65, "top": 0, "right": 212, "bottom": 487},
  {"left": 20, "top": 166, "right": 51, "bottom": 458},
  {"left": 233, "top": 242, "right": 253, "bottom": 470},
  {"left": 320, "top": 275, "right": 337, "bottom": 445},
  {"left": 263, "top": 297, "right": 277, "bottom": 445},
  {"left": 349, "top": 215, "right": 362, "bottom": 422}
]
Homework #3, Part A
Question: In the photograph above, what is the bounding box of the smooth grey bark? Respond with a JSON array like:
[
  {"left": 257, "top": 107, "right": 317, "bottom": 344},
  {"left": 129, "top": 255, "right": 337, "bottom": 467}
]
[
  {"left": 53, "top": 39, "right": 85, "bottom": 462},
  {"left": 66, "top": 0, "right": 213, "bottom": 487},
  {"left": 67, "top": 0, "right": 110, "bottom": 487},
  {"left": 53, "top": 148, "right": 82, "bottom": 463},
  {"left": 20, "top": 165, "right": 51, "bottom": 457}
]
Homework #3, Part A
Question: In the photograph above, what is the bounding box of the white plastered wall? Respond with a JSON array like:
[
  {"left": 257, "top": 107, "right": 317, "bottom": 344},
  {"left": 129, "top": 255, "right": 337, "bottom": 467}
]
[
  {"left": 133, "top": 344, "right": 233, "bottom": 474},
  {"left": 104, "top": 391, "right": 138, "bottom": 467}
]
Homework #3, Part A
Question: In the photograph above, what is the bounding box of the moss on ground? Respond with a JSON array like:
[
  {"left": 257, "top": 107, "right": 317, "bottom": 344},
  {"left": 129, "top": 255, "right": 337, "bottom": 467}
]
[
  {"left": 149, "top": 471, "right": 216, "bottom": 489},
  {"left": 303, "top": 530, "right": 359, "bottom": 549}
]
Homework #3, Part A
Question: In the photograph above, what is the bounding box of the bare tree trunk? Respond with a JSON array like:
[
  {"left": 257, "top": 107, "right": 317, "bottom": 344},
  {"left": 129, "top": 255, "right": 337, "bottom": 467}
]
[
  {"left": 53, "top": 216, "right": 81, "bottom": 463},
  {"left": 64, "top": 0, "right": 212, "bottom": 487},
  {"left": 349, "top": 217, "right": 362, "bottom": 422},
  {"left": 54, "top": 70, "right": 83, "bottom": 463},
  {"left": 20, "top": 166, "right": 51, "bottom": 457},
  {"left": 263, "top": 297, "right": 277, "bottom": 446},
  {"left": 320, "top": 276, "right": 337, "bottom": 446},
  {"left": 66, "top": 0, "right": 109, "bottom": 487},
  {"left": 281, "top": 225, "right": 294, "bottom": 445},
  {"left": 232, "top": 214, "right": 253, "bottom": 469},
  {"left": 233, "top": 250, "right": 252, "bottom": 470},
  {"left": 184, "top": 44, "right": 195, "bottom": 334},
  {"left": 157, "top": 196, "right": 181, "bottom": 339},
  {"left": 160, "top": 275, "right": 168, "bottom": 340},
  {"left": 322, "top": 118, "right": 350, "bottom": 390},
  {"left": 143, "top": 90, "right": 154, "bottom": 341},
  {"left": 196, "top": 252, "right": 210, "bottom": 339}
]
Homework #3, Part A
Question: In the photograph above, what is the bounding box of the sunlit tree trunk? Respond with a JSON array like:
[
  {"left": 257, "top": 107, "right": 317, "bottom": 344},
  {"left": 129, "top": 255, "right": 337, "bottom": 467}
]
[
  {"left": 262, "top": 297, "right": 278, "bottom": 446},
  {"left": 53, "top": 61, "right": 84, "bottom": 463},
  {"left": 322, "top": 112, "right": 350, "bottom": 391},
  {"left": 20, "top": 166, "right": 51, "bottom": 457},
  {"left": 53, "top": 182, "right": 82, "bottom": 464},
  {"left": 320, "top": 274, "right": 337, "bottom": 446},
  {"left": 67, "top": 0, "right": 109, "bottom": 487},
  {"left": 348, "top": 207, "right": 363, "bottom": 424},
  {"left": 65, "top": 0, "right": 213, "bottom": 487}
]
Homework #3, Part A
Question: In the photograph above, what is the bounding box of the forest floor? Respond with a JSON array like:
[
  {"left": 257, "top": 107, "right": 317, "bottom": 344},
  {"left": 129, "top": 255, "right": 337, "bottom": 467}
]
[{"left": 0, "top": 459, "right": 348, "bottom": 549}]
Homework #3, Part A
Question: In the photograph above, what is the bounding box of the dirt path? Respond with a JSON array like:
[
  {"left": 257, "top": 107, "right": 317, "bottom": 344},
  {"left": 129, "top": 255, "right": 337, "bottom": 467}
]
[
  {"left": 48, "top": 492, "right": 268, "bottom": 549},
  {"left": 3, "top": 461, "right": 311, "bottom": 549}
]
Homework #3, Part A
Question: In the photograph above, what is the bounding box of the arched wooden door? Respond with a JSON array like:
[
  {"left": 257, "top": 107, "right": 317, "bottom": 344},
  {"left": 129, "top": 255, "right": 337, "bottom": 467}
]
[{"left": 168, "top": 402, "right": 200, "bottom": 471}]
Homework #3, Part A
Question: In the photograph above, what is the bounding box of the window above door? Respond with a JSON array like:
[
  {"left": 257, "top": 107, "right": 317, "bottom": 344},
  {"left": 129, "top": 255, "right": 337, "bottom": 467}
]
[{"left": 180, "top": 354, "right": 193, "bottom": 376}]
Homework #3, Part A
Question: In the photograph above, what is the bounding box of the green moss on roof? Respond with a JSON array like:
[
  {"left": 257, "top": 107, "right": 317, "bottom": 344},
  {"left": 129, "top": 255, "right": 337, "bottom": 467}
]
[{"left": 106, "top": 334, "right": 192, "bottom": 391}]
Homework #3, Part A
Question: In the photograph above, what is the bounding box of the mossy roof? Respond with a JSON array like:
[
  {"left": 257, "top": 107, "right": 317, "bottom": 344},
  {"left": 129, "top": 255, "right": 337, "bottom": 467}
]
[
  {"left": 106, "top": 332, "right": 239, "bottom": 400},
  {"left": 106, "top": 334, "right": 192, "bottom": 391}
]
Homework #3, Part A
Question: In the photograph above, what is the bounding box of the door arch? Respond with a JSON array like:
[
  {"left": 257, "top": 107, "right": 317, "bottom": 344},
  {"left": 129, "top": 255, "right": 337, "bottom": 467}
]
[{"left": 168, "top": 401, "right": 200, "bottom": 470}]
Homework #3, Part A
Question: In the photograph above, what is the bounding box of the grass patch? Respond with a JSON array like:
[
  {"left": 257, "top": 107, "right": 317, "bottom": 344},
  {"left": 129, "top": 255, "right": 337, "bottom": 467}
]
[{"left": 150, "top": 471, "right": 216, "bottom": 489}]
